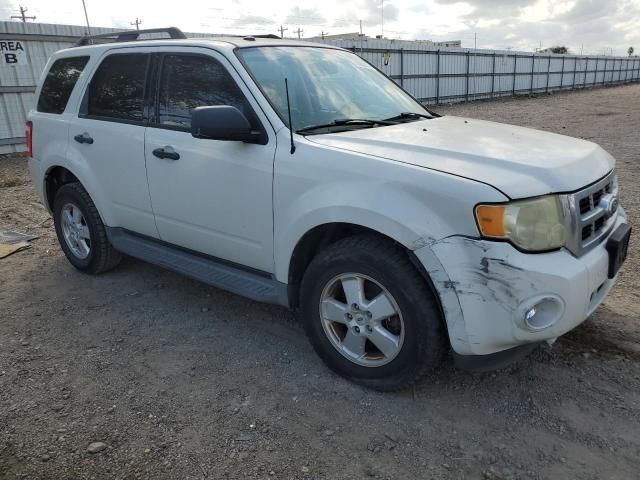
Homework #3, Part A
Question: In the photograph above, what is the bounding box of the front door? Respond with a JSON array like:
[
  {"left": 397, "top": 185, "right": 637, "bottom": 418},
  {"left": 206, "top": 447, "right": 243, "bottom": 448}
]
[{"left": 144, "top": 50, "right": 276, "bottom": 273}]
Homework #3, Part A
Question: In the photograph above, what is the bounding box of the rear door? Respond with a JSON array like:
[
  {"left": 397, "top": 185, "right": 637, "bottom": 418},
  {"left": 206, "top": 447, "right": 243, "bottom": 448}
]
[
  {"left": 144, "top": 48, "right": 276, "bottom": 273},
  {"left": 68, "top": 50, "right": 158, "bottom": 238}
]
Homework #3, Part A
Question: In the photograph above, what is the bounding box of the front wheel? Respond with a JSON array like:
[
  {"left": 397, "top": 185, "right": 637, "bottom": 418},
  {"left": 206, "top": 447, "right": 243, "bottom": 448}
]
[{"left": 300, "top": 235, "right": 447, "bottom": 391}]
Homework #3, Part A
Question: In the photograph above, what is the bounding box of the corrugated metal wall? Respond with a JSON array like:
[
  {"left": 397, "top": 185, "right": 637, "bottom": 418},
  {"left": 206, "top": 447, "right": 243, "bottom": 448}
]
[
  {"left": 319, "top": 39, "right": 640, "bottom": 105},
  {"left": 2, "top": 21, "right": 640, "bottom": 153}
]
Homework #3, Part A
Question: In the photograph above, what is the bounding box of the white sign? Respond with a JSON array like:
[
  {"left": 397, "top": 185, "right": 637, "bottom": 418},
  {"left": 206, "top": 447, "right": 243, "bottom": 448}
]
[{"left": 1, "top": 40, "right": 28, "bottom": 66}]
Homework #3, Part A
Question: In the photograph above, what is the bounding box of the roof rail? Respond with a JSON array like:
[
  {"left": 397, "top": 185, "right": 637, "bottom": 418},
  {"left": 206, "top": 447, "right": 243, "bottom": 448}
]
[{"left": 73, "top": 27, "right": 187, "bottom": 47}]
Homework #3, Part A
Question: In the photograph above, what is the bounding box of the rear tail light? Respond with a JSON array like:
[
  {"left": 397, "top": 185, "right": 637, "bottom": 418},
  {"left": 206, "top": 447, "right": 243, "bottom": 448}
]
[{"left": 25, "top": 121, "right": 33, "bottom": 157}]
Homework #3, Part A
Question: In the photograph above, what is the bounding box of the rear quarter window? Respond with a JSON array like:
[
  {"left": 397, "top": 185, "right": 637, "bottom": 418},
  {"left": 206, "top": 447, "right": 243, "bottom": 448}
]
[{"left": 37, "top": 56, "right": 90, "bottom": 114}]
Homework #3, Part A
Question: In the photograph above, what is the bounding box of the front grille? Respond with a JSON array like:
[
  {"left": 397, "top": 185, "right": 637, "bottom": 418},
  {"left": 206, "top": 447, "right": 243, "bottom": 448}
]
[{"left": 564, "top": 171, "right": 619, "bottom": 256}]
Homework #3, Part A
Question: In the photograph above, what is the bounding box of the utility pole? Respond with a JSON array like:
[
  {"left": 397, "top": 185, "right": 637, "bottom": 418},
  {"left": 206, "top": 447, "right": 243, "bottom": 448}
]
[
  {"left": 381, "top": 0, "right": 384, "bottom": 38},
  {"left": 11, "top": 6, "right": 36, "bottom": 22},
  {"left": 278, "top": 25, "right": 288, "bottom": 38},
  {"left": 294, "top": 27, "right": 303, "bottom": 39},
  {"left": 130, "top": 17, "right": 142, "bottom": 30},
  {"left": 320, "top": 31, "right": 329, "bottom": 40},
  {"left": 81, "top": 0, "right": 91, "bottom": 35},
  {"left": 474, "top": 32, "right": 477, "bottom": 50},
  {"left": 359, "top": 20, "right": 363, "bottom": 36}
]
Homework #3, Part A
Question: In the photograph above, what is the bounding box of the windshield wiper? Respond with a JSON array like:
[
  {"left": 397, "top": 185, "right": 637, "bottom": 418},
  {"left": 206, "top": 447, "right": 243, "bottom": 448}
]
[
  {"left": 382, "top": 112, "right": 434, "bottom": 122},
  {"left": 296, "top": 118, "right": 395, "bottom": 135}
]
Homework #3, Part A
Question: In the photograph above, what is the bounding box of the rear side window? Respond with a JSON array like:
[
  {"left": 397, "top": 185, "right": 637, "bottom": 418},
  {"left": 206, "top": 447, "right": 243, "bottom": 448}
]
[
  {"left": 87, "top": 53, "right": 148, "bottom": 122},
  {"left": 37, "top": 56, "right": 89, "bottom": 114},
  {"left": 157, "top": 55, "right": 251, "bottom": 129}
]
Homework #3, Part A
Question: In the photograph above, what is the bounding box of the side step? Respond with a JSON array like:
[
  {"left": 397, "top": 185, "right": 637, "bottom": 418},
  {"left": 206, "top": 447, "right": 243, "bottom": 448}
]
[{"left": 106, "top": 228, "right": 288, "bottom": 307}]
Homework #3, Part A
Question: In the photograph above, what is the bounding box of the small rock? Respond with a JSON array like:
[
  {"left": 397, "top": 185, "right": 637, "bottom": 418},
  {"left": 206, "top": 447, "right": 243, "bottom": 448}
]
[
  {"left": 21, "top": 340, "right": 30, "bottom": 346},
  {"left": 201, "top": 307, "right": 209, "bottom": 313},
  {"left": 301, "top": 466, "right": 310, "bottom": 473},
  {"left": 87, "top": 442, "right": 107, "bottom": 454},
  {"left": 323, "top": 429, "right": 334, "bottom": 437},
  {"left": 144, "top": 448, "right": 151, "bottom": 454},
  {"left": 238, "top": 452, "right": 249, "bottom": 461},
  {"left": 41, "top": 454, "right": 51, "bottom": 462}
]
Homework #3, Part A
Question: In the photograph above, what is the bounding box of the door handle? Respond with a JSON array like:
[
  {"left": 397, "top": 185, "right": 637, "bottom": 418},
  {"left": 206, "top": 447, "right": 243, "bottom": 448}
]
[
  {"left": 152, "top": 146, "right": 180, "bottom": 161},
  {"left": 74, "top": 133, "right": 94, "bottom": 144}
]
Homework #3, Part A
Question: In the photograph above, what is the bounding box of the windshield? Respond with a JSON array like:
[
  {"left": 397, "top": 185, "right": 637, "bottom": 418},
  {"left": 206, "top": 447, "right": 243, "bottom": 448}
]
[{"left": 237, "top": 46, "right": 430, "bottom": 133}]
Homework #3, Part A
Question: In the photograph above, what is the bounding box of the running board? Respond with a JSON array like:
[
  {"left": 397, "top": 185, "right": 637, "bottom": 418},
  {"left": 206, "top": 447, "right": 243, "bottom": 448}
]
[{"left": 106, "top": 228, "right": 289, "bottom": 307}]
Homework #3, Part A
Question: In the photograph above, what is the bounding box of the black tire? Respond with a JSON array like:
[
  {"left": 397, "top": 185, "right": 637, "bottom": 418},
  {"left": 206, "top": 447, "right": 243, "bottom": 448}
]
[
  {"left": 300, "top": 234, "right": 447, "bottom": 391},
  {"left": 53, "top": 182, "right": 122, "bottom": 274}
]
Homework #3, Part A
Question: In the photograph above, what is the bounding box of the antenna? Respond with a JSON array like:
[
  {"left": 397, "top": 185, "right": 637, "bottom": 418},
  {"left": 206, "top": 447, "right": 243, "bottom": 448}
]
[{"left": 284, "top": 78, "right": 296, "bottom": 154}]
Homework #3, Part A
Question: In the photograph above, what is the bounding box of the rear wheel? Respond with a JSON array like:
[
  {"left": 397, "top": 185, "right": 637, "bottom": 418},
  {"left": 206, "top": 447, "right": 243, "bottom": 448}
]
[
  {"left": 53, "top": 182, "right": 121, "bottom": 274},
  {"left": 300, "top": 234, "right": 447, "bottom": 391}
]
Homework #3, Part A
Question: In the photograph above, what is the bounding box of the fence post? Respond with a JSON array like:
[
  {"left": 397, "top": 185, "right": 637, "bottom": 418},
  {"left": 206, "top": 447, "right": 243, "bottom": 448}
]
[
  {"left": 491, "top": 52, "right": 496, "bottom": 98},
  {"left": 595, "top": 57, "right": 601, "bottom": 87},
  {"left": 546, "top": 55, "right": 551, "bottom": 93},
  {"left": 435, "top": 49, "right": 440, "bottom": 104},
  {"left": 512, "top": 54, "right": 517, "bottom": 96},
  {"left": 560, "top": 55, "right": 565, "bottom": 90},
  {"left": 399, "top": 48, "right": 404, "bottom": 87},
  {"left": 530, "top": 54, "right": 535, "bottom": 94},
  {"left": 465, "top": 50, "right": 470, "bottom": 102},
  {"left": 583, "top": 57, "right": 588, "bottom": 88},
  {"left": 571, "top": 57, "right": 577, "bottom": 89}
]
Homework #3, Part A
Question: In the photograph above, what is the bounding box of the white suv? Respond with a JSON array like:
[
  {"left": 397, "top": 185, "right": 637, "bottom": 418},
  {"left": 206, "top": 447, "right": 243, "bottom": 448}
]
[{"left": 27, "top": 28, "right": 631, "bottom": 390}]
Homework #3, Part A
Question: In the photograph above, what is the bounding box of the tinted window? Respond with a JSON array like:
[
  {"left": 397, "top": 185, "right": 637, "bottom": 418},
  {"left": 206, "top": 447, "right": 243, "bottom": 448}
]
[
  {"left": 158, "top": 55, "right": 250, "bottom": 129},
  {"left": 87, "top": 53, "right": 148, "bottom": 122},
  {"left": 37, "top": 56, "right": 89, "bottom": 114}
]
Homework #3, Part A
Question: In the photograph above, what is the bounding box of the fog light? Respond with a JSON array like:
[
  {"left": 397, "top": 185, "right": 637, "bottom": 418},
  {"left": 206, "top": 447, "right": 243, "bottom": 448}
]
[{"left": 518, "top": 295, "right": 564, "bottom": 331}]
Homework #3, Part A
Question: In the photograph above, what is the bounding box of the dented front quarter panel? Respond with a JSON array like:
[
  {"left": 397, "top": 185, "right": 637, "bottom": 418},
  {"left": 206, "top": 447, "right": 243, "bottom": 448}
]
[{"left": 415, "top": 219, "right": 626, "bottom": 356}]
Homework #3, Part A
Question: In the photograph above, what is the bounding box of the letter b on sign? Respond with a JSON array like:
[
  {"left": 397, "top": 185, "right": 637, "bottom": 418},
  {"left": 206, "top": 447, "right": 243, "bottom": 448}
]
[{"left": 4, "top": 53, "right": 18, "bottom": 64}]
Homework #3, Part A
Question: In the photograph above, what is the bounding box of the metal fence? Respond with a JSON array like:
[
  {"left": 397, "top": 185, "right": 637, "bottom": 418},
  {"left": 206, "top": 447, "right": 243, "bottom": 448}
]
[
  {"left": 319, "top": 39, "right": 640, "bottom": 105},
  {"left": 2, "top": 21, "right": 639, "bottom": 153}
]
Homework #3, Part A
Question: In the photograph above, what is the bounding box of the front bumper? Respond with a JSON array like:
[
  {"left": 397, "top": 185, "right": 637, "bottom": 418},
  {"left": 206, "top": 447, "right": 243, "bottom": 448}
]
[{"left": 415, "top": 208, "right": 629, "bottom": 356}]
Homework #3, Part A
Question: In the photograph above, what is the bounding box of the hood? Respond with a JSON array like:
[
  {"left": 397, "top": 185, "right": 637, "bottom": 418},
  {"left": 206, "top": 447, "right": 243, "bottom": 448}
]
[{"left": 307, "top": 116, "right": 615, "bottom": 199}]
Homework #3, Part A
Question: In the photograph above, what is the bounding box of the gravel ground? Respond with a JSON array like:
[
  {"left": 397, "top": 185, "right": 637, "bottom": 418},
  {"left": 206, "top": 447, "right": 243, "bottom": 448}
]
[{"left": 1, "top": 84, "right": 639, "bottom": 480}]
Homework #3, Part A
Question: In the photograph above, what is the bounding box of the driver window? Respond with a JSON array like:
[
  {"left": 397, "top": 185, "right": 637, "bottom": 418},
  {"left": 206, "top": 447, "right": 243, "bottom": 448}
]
[{"left": 157, "top": 54, "right": 252, "bottom": 130}]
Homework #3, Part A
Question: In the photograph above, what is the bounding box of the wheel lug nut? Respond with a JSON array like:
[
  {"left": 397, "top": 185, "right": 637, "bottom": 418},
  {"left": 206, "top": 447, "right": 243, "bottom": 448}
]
[
  {"left": 352, "top": 304, "right": 359, "bottom": 310},
  {"left": 354, "top": 326, "right": 360, "bottom": 333},
  {"left": 366, "top": 311, "right": 372, "bottom": 318},
  {"left": 345, "top": 313, "right": 353, "bottom": 320},
  {"left": 366, "top": 325, "right": 373, "bottom": 333}
]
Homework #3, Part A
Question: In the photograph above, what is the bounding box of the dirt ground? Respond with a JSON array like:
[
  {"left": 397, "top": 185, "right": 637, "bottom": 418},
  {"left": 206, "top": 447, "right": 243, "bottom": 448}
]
[{"left": 1, "top": 84, "right": 639, "bottom": 480}]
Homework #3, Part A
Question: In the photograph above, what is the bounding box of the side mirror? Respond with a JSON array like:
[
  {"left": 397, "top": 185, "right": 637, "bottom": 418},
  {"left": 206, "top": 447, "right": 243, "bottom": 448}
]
[{"left": 191, "top": 106, "right": 260, "bottom": 143}]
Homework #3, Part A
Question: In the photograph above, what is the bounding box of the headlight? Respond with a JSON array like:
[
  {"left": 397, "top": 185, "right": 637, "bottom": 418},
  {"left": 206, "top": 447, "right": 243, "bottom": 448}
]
[{"left": 475, "top": 196, "right": 566, "bottom": 252}]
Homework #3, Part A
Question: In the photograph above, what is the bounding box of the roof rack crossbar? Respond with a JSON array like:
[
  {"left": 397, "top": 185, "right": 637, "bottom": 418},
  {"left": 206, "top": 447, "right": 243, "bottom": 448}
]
[{"left": 73, "top": 27, "right": 187, "bottom": 47}]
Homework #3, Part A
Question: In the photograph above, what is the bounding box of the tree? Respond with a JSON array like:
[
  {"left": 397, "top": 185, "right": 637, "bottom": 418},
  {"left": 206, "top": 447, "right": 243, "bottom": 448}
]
[
  {"left": 548, "top": 46, "right": 569, "bottom": 54},
  {"left": 629, "top": 47, "right": 635, "bottom": 57}
]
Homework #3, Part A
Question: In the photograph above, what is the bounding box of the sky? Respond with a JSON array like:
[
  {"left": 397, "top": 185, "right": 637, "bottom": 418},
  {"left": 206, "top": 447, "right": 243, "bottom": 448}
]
[{"left": 1, "top": 0, "right": 639, "bottom": 55}]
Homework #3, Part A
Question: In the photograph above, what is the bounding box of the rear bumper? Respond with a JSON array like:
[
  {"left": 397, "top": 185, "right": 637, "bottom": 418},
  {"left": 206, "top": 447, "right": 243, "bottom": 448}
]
[{"left": 415, "top": 208, "right": 629, "bottom": 356}]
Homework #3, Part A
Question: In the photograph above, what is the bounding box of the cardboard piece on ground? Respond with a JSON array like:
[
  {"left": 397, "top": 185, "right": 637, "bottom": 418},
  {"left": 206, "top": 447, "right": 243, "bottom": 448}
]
[
  {"left": 0, "top": 241, "right": 31, "bottom": 259},
  {"left": 0, "top": 230, "right": 39, "bottom": 244}
]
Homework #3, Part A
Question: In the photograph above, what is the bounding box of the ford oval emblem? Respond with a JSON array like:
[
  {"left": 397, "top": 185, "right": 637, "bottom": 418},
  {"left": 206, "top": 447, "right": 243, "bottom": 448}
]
[{"left": 599, "top": 194, "right": 619, "bottom": 218}]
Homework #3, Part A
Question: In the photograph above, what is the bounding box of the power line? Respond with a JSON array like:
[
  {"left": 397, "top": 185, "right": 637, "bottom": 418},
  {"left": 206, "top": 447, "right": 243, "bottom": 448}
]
[
  {"left": 10, "top": 5, "right": 36, "bottom": 22},
  {"left": 294, "top": 27, "right": 304, "bottom": 39},
  {"left": 278, "top": 25, "right": 288, "bottom": 38},
  {"left": 320, "top": 30, "right": 329, "bottom": 40}
]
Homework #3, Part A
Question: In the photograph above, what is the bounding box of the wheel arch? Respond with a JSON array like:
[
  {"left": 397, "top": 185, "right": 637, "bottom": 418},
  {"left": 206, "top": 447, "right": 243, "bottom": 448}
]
[{"left": 285, "top": 222, "right": 447, "bottom": 328}]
